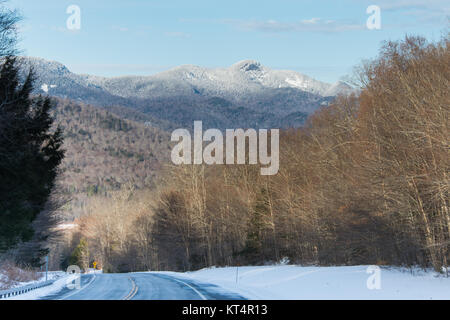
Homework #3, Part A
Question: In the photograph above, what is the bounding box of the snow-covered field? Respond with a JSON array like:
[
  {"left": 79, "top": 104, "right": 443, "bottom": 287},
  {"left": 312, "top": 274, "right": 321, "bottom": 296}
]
[{"left": 160, "top": 265, "right": 450, "bottom": 300}]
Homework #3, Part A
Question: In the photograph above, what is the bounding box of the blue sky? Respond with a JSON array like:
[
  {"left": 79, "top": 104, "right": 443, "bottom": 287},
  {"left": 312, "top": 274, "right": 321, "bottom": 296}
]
[{"left": 7, "top": 0, "right": 449, "bottom": 83}]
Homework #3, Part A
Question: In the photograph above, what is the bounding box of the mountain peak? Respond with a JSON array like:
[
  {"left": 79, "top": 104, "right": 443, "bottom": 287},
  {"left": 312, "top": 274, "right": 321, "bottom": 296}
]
[{"left": 232, "top": 60, "right": 263, "bottom": 72}]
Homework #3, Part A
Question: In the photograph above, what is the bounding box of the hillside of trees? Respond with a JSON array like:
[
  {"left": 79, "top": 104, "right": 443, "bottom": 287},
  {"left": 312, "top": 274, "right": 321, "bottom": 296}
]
[
  {"left": 51, "top": 99, "right": 171, "bottom": 219},
  {"left": 62, "top": 35, "right": 449, "bottom": 273}
]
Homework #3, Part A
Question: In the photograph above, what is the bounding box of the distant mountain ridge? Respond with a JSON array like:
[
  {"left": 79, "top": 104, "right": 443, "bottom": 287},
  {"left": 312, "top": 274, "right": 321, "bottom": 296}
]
[
  {"left": 82, "top": 59, "right": 352, "bottom": 99},
  {"left": 18, "top": 57, "right": 353, "bottom": 129}
]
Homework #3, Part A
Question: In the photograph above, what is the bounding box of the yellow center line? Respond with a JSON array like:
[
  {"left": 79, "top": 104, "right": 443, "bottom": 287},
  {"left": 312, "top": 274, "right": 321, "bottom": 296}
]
[{"left": 122, "top": 277, "right": 138, "bottom": 300}]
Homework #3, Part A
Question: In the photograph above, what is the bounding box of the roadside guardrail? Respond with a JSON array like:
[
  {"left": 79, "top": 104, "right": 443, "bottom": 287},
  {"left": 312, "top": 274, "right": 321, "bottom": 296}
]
[{"left": 0, "top": 280, "right": 55, "bottom": 299}]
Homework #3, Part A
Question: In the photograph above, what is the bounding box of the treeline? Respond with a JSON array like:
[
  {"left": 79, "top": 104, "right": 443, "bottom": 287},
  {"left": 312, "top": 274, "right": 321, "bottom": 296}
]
[
  {"left": 0, "top": 2, "right": 65, "bottom": 267},
  {"left": 65, "top": 35, "right": 449, "bottom": 273}
]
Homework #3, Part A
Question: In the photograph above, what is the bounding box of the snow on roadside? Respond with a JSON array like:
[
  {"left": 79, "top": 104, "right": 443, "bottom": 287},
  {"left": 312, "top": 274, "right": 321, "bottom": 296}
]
[
  {"left": 157, "top": 265, "right": 450, "bottom": 300},
  {"left": 15, "top": 271, "right": 66, "bottom": 289},
  {"left": 4, "top": 273, "right": 78, "bottom": 300},
  {"left": 0, "top": 270, "right": 66, "bottom": 291}
]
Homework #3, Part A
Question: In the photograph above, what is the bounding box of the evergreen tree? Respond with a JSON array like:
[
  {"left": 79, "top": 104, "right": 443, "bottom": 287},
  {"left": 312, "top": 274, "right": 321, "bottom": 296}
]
[
  {"left": 68, "top": 238, "right": 89, "bottom": 270},
  {"left": 0, "top": 57, "right": 65, "bottom": 253},
  {"left": 241, "top": 187, "right": 269, "bottom": 263}
]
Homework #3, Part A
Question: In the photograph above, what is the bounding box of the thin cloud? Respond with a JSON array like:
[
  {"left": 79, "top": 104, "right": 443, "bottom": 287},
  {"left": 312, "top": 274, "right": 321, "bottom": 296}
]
[
  {"left": 375, "top": 0, "right": 448, "bottom": 11},
  {"left": 360, "top": 0, "right": 449, "bottom": 21},
  {"left": 374, "top": 0, "right": 450, "bottom": 26},
  {"left": 164, "top": 31, "right": 191, "bottom": 38},
  {"left": 232, "top": 18, "right": 364, "bottom": 33},
  {"left": 50, "top": 26, "right": 80, "bottom": 34},
  {"left": 111, "top": 26, "right": 129, "bottom": 32}
]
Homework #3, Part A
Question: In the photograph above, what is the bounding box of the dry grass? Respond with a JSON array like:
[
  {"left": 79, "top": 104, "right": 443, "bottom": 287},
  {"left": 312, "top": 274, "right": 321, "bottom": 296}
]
[{"left": 0, "top": 260, "right": 40, "bottom": 290}]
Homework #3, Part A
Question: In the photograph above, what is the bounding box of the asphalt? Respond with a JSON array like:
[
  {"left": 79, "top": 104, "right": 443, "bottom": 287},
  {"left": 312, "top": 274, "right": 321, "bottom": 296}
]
[{"left": 41, "top": 273, "right": 246, "bottom": 300}]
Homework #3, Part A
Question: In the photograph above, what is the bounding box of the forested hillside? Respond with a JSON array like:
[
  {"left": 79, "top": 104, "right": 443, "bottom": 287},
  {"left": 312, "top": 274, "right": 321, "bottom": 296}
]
[{"left": 51, "top": 99, "right": 171, "bottom": 219}]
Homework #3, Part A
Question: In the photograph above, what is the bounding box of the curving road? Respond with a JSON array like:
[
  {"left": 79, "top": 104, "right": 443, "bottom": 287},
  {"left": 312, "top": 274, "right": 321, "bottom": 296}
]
[{"left": 41, "top": 273, "right": 246, "bottom": 300}]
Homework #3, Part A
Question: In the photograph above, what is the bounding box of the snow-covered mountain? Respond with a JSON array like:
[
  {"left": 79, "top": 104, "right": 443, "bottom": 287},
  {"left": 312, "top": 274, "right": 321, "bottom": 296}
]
[
  {"left": 82, "top": 59, "right": 352, "bottom": 99},
  {"left": 17, "top": 57, "right": 353, "bottom": 129}
]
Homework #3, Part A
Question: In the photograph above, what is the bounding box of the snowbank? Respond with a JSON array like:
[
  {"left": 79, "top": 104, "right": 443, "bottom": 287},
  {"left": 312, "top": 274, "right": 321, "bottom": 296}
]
[
  {"left": 4, "top": 273, "right": 77, "bottom": 300},
  {"left": 0, "top": 268, "right": 64, "bottom": 291},
  {"left": 159, "top": 265, "right": 450, "bottom": 300}
]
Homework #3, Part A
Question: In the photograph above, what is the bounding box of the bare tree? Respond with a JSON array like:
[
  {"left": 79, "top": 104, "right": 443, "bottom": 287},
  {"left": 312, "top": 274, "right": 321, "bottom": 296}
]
[{"left": 0, "top": 1, "right": 20, "bottom": 58}]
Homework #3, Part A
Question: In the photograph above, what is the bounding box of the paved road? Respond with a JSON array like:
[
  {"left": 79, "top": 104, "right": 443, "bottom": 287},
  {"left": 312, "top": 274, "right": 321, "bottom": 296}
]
[{"left": 41, "top": 273, "right": 246, "bottom": 300}]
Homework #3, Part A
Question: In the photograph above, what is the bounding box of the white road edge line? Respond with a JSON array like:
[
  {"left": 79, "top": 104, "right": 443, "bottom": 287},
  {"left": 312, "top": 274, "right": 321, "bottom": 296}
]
[
  {"left": 59, "top": 274, "right": 97, "bottom": 300},
  {"left": 170, "top": 277, "right": 207, "bottom": 300}
]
